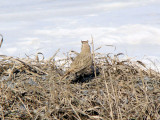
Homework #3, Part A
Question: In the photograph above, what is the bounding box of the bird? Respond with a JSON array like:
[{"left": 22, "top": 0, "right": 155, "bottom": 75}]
[{"left": 61, "top": 40, "right": 93, "bottom": 80}]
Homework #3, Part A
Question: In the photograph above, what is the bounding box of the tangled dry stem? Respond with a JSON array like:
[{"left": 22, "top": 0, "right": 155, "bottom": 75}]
[{"left": 0, "top": 51, "right": 160, "bottom": 120}]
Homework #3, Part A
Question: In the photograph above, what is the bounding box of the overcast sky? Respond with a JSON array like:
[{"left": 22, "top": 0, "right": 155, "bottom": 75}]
[{"left": 0, "top": 0, "right": 160, "bottom": 63}]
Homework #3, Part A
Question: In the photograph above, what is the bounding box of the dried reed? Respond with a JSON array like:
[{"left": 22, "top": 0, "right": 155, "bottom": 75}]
[{"left": 0, "top": 45, "right": 160, "bottom": 120}]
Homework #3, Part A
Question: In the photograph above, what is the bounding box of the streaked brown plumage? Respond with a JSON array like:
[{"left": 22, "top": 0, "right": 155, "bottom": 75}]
[{"left": 61, "top": 40, "right": 93, "bottom": 80}]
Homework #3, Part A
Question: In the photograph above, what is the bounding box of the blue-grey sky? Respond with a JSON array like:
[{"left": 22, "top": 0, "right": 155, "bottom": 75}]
[{"left": 0, "top": 0, "right": 160, "bottom": 62}]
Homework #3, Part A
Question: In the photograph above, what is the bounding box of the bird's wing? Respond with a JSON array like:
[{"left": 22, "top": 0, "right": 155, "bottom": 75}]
[
  {"left": 70, "top": 53, "right": 92, "bottom": 73},
  {"left": 61, "top": 53, "right": 92, "bottom": 80}
]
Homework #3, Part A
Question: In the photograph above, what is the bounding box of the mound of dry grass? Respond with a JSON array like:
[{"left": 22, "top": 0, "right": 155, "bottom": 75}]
[{"left": 0, "top": 51, "right": 160, "bottom": 120}]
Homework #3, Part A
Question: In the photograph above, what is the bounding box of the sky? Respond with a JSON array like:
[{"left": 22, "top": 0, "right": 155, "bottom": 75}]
[{"left": 0, "top": 0, "right": 160, "bottom": 65}]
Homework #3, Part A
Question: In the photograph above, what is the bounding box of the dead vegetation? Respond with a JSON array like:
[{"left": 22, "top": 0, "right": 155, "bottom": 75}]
[
  {"left": 0, "top": 48, "right": 160, "bottom": 120},
  {"left": 0, "top": 34, "right": 3, "bottom": 48}
]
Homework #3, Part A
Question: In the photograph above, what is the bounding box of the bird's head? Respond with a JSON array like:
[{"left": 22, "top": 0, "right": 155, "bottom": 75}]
[{"left": 81, "top": 40, "right": 91, "bottom": 53}]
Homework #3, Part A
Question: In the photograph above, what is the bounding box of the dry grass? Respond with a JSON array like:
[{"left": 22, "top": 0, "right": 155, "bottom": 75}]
[{"left": 0, "top": 49, "right": 160, "bottom": 120}]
